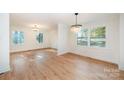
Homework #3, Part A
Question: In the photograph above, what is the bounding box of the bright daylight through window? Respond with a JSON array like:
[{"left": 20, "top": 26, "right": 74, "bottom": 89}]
[
  {"left": 36, "top": 32, "right": 43, "bottom": 43},
  {"left": 77, "top": 27, "right": 106, "bottom": 47},
  {"left": 12, "top": 31, "right": 24, "bottom": 44}
]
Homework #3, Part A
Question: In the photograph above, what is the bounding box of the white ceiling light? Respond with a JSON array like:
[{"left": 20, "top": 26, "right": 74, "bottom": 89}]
[
  {"left": 71, "top": 13, "right": 82, "bottom": 32},
  {"left": 32, "top": 24, "right": 40, "bottom": 31}
]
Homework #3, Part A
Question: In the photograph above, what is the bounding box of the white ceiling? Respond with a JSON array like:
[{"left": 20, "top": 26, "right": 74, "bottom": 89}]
[{"left": 10, "top": 13, "right": 119, "bottom": 29}]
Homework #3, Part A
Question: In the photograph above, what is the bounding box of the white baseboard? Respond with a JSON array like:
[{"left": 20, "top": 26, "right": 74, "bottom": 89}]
[{"left": 57, "top": 51, "right": 69, "bottom": 56}]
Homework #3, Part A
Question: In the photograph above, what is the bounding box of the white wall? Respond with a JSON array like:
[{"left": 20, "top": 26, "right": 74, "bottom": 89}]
[
  {"left": 69, "top": 15, "right": 120, "bottom": 64},
  {"left": 0, "top": 13, "right": 10, "bottom": 73},
  {"left": 58, "top": 24, "right": 69, "bottom": 55},
  {"left": 119, "top": 14, "right": 124, "bottom": 70},
  {"left": 10, "top": 26, "right": 55, "bottom": 53},
  {"left": 49, "top": 29, "right": 58, "bottom": 49}
]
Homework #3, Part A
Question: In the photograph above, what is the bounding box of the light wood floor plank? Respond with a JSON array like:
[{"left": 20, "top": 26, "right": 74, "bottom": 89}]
[{"left": 0, "top": 49, "right": 124, "bottom": 80}]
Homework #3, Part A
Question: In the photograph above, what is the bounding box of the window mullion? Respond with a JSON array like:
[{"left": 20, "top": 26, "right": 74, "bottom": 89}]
[{"left": 87, "top": 29, "right": 90, "bottom": 47}]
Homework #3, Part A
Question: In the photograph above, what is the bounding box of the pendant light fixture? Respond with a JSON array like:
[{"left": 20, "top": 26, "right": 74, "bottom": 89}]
[{"left": 71, "top": 13, "right": 82, "bottom": 32}]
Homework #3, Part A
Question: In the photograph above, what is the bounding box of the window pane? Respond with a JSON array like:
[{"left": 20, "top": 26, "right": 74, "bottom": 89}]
[
  {"left": 20, "top": 32, "right": 24, "bottom": 43},
  {"left": 90, "top": 27, "right": 106, "bottom": 47},
  {"left": 90, "top": 40, "right": 106, "bottom": 47},
  {"left": 77, "top": 29, "right": 88, "bottom": 46},
  {"left": 90, "top": 27, "right": 106, "bottom": 38},
  {"left": 12, "top": 31, "right": 24, "bottom": 44},
  {"left": 36, "top": 33, "right": 43, "bottom": 43},
  {"left": 77, "top": 38, "right": 88, "bottom": 45}
]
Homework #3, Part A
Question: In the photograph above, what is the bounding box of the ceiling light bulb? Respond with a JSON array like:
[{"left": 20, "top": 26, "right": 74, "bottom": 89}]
[{"left": 32, "top": 24, "right": 40, "bottom": 31}]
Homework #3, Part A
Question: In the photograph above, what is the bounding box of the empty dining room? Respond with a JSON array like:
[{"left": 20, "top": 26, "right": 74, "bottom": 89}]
[{"left": 0, "top": 13, "right": 124, "bottom": 80}]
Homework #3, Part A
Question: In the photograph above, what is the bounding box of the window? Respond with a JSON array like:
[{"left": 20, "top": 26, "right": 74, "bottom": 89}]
[
  {"left": 77, "top": 26, "right": 106, "bottom": 47},
  {"left": 12, "top": 31, "right": 24, "bottom": 44},
  {"left": 36, "top": 33, "right": 43, "bottom": 43},
  {"left": 90, "top": 27, "right": 106, "bottom": 47},
  {"left": 77, "top": 29, "right": 88, "bottom": 46}
]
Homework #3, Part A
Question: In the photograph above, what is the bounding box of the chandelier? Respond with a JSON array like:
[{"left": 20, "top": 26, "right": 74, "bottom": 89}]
[{"left": 71, "top": 13, "right": 82, "bottom": 32}]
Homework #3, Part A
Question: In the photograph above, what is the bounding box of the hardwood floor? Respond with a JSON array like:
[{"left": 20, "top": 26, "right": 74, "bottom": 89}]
[{"left": 0, "top": 49, "right": 124, "bottom": 80}]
